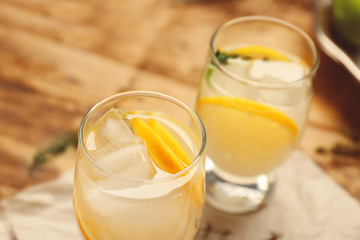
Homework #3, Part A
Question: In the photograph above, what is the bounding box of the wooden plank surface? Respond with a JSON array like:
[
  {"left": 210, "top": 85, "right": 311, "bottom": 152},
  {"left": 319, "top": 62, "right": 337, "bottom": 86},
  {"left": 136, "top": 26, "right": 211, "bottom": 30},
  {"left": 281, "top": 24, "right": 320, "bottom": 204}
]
[{"left": 0, "top": 0, "right": 359, "bottom": 203}]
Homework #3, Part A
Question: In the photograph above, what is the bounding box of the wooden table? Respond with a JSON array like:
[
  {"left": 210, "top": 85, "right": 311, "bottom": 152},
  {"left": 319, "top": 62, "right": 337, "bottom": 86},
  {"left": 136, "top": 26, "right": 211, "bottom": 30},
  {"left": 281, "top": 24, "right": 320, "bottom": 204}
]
[{"left": 0, "top": 0, "right": 359, "bottom": 204}]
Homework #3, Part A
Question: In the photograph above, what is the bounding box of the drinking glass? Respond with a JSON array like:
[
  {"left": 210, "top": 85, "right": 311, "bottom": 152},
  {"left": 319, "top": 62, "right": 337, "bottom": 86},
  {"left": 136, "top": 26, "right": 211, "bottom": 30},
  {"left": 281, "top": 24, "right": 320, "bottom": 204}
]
[
  {"left": 196, "top": 16, "right": 319, "bottom": 214},
  {"left": 74, "top": 91, "right": 206, "bottom": 239}
]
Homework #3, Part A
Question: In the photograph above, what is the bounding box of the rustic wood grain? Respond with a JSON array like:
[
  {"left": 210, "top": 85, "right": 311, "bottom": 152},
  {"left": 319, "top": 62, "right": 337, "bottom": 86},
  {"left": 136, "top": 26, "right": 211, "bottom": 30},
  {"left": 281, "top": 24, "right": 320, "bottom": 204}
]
[
  {"left": 0, "top": 0, "right": 359, "bottom": 203},
  {"left": 302, "top": 50, "right": 360, "bottom": 200}
]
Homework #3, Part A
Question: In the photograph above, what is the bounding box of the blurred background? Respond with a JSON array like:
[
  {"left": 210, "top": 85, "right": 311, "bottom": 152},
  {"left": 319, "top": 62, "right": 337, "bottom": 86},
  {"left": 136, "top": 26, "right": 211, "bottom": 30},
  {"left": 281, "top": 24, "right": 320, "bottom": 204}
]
[{"left": 0, "top": 0, "right": 359, "bottom": 208}]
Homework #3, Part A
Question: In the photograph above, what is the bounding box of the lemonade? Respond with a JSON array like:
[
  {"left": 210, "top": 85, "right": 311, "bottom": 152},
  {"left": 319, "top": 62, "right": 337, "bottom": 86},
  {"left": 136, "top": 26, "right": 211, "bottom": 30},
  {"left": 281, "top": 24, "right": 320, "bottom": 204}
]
[
  {"left": 73, "top": 92, "right": 206, "bottom": 240},
  {"left": 196, "top": 16, "right": 319, "bottom": 214},
  {"left": 197, "top": 45, "right": 310, "bottom": 178}
]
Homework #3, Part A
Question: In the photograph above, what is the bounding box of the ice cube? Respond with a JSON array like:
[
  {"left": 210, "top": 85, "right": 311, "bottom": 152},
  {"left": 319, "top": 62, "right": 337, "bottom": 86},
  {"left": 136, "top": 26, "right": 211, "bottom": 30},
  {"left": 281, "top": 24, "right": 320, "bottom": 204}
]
[
  {"left": 249, "top": 59, "right": 305, "bottom": 83},
  {"left": 102, "top": 115, "right": 133, "bottom": 145},
  {"left": 88, "top": 108, "right": 134, "bottom": 150},
  {"left": 93, "top": 138, "right": 157, "bottom": 180},
  {"left": 227, "top": 58, "right": 252, "bottom": 78},
  {"left": 101, "top": 110, "right": 133, "bottom": 145}
]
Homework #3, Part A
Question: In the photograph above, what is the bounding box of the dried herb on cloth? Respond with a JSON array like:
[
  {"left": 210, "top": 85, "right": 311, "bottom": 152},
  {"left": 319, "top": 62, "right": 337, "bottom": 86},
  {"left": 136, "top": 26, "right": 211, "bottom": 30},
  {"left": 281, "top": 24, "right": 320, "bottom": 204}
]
[
  {"left": 265, "top": 232, "right": 283, "bottom": 240},
  {"left": 315, "top": 127, "right": 360, "bottom": 165}
]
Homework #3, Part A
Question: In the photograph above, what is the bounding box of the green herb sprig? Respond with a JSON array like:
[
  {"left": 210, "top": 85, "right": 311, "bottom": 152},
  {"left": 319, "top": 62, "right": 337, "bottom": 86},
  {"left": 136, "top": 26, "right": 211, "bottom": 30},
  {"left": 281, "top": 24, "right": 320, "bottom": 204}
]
[
  {"left": 214, "top": 50, "right": 240, "bottom": 64},
  {"left": 33, "top": 131, "right": 78, "bottom": 166},
  {"left": 215, "top": 50, "right": 230, "bottom": 64}
]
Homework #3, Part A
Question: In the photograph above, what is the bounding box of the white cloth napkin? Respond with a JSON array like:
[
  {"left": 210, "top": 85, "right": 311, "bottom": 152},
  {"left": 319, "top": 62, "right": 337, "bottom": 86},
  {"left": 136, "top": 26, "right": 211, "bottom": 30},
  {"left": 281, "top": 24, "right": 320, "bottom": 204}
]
[
  {"left": 0, "top": 151, "right": 359, "bottom": 240},
  {"left": 199, "top": 151, "right": 360, "bottom": 240},
  {"left": 0, "top": 172, "right": 82, "bottom": 240}
]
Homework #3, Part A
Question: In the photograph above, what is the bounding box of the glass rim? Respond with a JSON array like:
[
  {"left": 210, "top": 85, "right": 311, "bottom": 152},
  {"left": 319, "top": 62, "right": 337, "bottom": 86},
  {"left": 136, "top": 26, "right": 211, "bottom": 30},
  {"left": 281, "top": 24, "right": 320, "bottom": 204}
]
[
  {"left": 210, "top": 15, "right": 320, "bottom": 89},
  {"left": 78, "top": 90, "right": 206, "bottom": 184}
]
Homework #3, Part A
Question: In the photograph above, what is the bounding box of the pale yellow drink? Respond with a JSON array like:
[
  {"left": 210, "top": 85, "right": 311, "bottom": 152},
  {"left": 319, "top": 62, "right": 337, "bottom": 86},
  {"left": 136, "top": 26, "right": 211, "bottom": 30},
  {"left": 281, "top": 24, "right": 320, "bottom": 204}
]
[
  {"left": 197, "top": 45, "right": 311, "bottom": 179},
  {"left": 74, "top": 92, "right": 206, "bottom": 240},
  {"left": 196, "top": 16, "right": 318, "bottom": 214}
]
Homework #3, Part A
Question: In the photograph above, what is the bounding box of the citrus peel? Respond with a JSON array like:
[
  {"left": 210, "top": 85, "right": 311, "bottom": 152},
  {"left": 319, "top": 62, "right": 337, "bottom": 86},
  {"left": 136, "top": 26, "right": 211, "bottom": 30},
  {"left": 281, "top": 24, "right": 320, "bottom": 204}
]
[
  {"left": 131, "top": 118, "right": 190, "bottom": 173},
  {"left": 198, "top": 96, "right": 298, "bottom": 136},
  {"left": 147, "top": 119, "right": 192, "bottom": 166},
  {"left": 132, "top": 118, "right": 203, "bottom": 207},
  {"left": 223, "top": 45, "right": 290, "bottom": 62}
]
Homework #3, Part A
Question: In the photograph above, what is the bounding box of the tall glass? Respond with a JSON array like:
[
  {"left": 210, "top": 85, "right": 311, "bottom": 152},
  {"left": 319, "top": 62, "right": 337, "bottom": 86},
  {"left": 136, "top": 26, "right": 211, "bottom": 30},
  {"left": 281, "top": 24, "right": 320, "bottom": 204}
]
[
  {"left": 196, "top": 16, "right": 319, "bottom": 214},
  {"left": 74, "top": 91, "right": 206, "bottom": 239}
]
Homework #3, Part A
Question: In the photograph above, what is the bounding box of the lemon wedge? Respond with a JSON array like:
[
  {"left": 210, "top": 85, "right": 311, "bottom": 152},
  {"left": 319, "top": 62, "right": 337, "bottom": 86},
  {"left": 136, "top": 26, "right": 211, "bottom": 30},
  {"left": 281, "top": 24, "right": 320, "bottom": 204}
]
[
  {"left": 131, "top": 118, "right": 190, "bottom": 174},
  {"left": 131, "top": 118, "right": 202, "bottom": 207},
  {"left": 223, "top": 45, "right": 290, "bottom": 62},
  {"left": 147, "top": 119, "right": 192, "bottom": 166}
]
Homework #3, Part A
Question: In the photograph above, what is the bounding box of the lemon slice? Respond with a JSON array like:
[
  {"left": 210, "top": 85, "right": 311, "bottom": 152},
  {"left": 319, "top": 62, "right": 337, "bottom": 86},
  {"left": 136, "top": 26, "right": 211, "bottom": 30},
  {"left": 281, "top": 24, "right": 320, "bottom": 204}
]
[
  {"left": 199, "top": 96, "right": 298, "bottom": 135},
  {"left": 197, "top": 96, "right": 298, "bottom": 176},
  {"left": 131, "top": 118, "right": 190, "bottom": 174},
  {"left": 224, "top": 45, "right": 290, "bottom": 62}
]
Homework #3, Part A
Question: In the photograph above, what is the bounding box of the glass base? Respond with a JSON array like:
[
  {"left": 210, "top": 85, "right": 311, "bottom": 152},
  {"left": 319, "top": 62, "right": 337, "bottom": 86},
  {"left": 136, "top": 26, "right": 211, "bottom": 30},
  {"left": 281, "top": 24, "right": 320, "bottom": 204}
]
[{"left": 205, "top": 160, "right": 275, "bottom": 214}]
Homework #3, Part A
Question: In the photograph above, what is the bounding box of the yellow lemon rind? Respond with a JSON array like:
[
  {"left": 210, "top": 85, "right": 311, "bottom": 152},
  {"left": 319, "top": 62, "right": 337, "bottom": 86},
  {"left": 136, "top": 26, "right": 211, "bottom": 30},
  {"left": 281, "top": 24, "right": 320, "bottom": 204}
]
[
  {"left": 148, "top": 119, "right": 192, "bottom": 166},
  {"left": 224, "top": 45, "right": 290, "bottom": 62},
  {"left": 131, "top": 118, "right": 187, "bottom": 174},
  {"left": 198, "top": 96, "right": 298, "bottom": 136}
]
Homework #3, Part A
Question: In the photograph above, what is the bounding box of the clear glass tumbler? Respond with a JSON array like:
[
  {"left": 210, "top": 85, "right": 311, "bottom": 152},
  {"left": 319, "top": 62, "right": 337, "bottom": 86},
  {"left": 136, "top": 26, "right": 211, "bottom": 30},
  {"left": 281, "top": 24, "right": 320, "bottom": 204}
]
[
  {"left": 196, "top": 16, "right": 319, "bottom": 214},
  {"left": 74, "top": 91, "right": 206, "bottom": 239}
]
